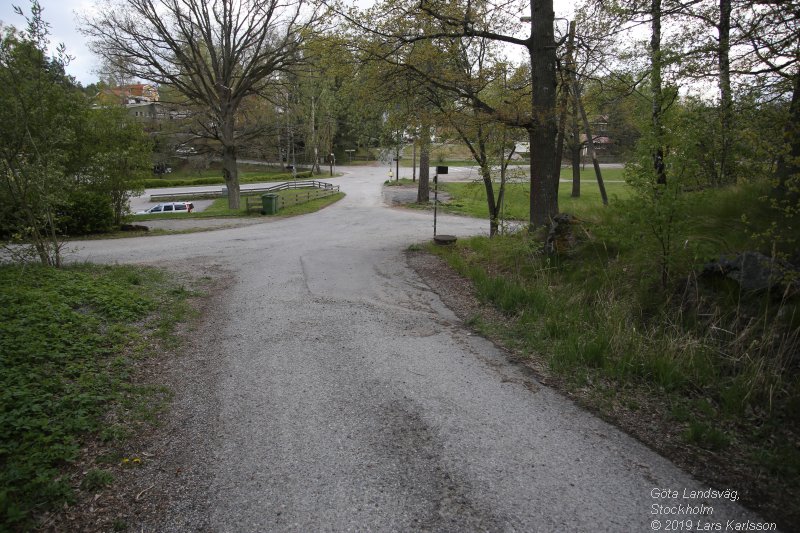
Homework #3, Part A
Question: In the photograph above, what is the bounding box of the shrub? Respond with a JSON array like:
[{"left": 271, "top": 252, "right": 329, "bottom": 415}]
[{"left": 56, "top": 190, "right": 115, "bottom": 235}]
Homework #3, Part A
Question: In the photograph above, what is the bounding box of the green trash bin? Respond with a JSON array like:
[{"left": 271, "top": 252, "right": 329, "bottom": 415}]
[{"left": 261, "top": 193, "right": 279, "bottom": 215}]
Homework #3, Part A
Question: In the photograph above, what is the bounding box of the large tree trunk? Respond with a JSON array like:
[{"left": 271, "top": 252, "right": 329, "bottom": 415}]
[
  {"left": 528, "top": 0, "right": 559, "bottom": 228},
  {"left": 221, "top": 111, "right": 241, "bottom": 209},
  {"left": 418, "top": 125, "right": 431, "bottom": 203}
]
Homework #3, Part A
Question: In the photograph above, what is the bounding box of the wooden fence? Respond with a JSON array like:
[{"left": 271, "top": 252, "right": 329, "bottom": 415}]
[{"left": 244, "top": 186, "right": 340, "bottom": 213}]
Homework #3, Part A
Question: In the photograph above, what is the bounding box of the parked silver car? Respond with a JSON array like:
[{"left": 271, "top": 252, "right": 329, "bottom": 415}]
[{"left": 135, "top": 202, "right": 194, "bottom": 215}]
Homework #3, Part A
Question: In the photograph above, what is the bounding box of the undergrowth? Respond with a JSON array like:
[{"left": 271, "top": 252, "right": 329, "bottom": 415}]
[
  {"left": 428, "top": 180, "right": 800, "bottom": 527},
  {"left": 0, "top": 264, "right": 196, "bottom": 530}
]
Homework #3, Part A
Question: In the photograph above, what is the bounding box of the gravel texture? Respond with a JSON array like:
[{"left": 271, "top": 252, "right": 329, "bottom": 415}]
[{"left": 58, "top": 166, "right": 769, "bottom": 532}]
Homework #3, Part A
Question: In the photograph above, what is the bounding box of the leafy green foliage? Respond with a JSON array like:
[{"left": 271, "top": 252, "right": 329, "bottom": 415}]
[
  {"left": 428, "top": 181, "right": 799, "bottom": 523},
  {"left": 0, "top": 5, "right": 152, "bottom": 251},
  {"left": 56, "top": 190, "right": 115, "bottom": 235},
  {"left": 0, "top": 6, "right": 87, "bottom": 264},
  {"left": 78, "top": 106, "right": 151, "bottom": 225},
  {"left": 0, "top": 264, "right": 189, "bottom": 529}
]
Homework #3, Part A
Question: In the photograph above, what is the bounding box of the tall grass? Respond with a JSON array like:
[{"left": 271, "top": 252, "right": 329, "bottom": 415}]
[{"left": 428, "top": 181, "right": 800, "bottom": 525}]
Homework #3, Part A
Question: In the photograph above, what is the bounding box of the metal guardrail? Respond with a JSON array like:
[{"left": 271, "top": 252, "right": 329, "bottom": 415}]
[
  {"left": 260, "top": 180, "right": 340, "bottom": 193},
  {"left": 149, "top": 180, "right": 339, "bottom": 202}
]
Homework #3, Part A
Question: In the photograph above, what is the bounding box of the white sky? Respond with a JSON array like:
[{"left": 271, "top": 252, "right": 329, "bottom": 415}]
[{"left": 0, "top": 0, "right": 576, "bottom": 86}]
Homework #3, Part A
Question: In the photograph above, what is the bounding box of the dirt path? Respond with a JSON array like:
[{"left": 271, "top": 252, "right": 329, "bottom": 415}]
[{"left": 63, "top": 166, "right": 768, "bottom": 532}]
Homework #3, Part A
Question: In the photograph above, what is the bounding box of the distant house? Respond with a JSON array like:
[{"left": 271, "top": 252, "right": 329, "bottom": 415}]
[
  {"left": 579, "top": 115, "right": 614, "bottom": 156},
  {"left": 94, "top": 83, "right": 162, "bottom": 121},
  {"left": 105, "top": 83, "right": 160, "bottom": 105}
]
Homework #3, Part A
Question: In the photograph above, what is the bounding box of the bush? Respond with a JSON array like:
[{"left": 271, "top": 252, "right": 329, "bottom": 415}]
[{"left": 56, "top": 190, "right": 115, "bottom": 235}]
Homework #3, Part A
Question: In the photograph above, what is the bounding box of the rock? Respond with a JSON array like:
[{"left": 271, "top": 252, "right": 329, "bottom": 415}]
[
  {"left": 701, "top": 251, "right": 798, "bottom": 293},
  {"left": 544, "top": 213, "right": 580, "bottom": 255}
]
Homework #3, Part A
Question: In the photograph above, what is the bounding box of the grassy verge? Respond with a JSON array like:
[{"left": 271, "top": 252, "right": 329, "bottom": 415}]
[
  {"left": 425, "top": 181, "right": 799, "bottom": 528},
  {"left": 386, "top": 168, "right": 628, "bottom": 221},
  {"left": 0, "top": 264, "right": 199, "bottom": 530},
  {"left": 198, "top": 190, "right": 345, "bottom": 217},
  {"left": 438, "top": 180, "right": 631, "bottom": 221}
]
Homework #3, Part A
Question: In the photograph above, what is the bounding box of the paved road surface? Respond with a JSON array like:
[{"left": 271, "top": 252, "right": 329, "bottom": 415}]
[{"left": 67, "top": 166, "right": 764, "bottom": 531}]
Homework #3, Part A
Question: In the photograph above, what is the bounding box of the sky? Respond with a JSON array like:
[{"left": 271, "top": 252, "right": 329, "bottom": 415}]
[
  {"left": 0, "top": 0, "right": 98, "bottom": 85},
  {"left": 0, "top": 0, "right": 576, "bottom": 86}
]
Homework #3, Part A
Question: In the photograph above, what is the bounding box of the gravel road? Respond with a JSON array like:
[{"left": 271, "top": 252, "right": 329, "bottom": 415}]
[{"left": 65, "top": 166, "right": 767, "bottom": 532}]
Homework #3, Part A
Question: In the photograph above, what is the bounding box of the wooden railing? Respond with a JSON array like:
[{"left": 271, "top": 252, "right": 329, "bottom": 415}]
[{"left": 244, "top": 186, "right": 340, "bottom": 213}]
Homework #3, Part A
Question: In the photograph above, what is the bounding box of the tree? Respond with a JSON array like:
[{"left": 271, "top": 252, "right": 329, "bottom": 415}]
[
  {"left": 81, "top": 106, "right": 151, "bottom": 225},
  {"left": 345, "top": 0, "right": 560, "bottom": 228},
  {"left": 82, "top": 0, "right": 320, "bottom": 209},
  {"left": 0, "top": 2, "right": 84, "bottom": 265}
]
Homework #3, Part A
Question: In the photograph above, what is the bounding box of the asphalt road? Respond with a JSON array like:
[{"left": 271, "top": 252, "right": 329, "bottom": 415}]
[{"left": 66, "top": 166, "right": 766, "bottom": 532}]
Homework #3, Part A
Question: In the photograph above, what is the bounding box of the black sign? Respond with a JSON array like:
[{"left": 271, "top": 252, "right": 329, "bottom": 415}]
[{"left": 436, "top": 165, "right": 449, "bottom": 174}]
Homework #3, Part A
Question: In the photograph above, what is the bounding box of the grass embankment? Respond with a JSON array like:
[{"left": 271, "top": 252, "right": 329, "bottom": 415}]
[
  {"left": 0, "top": 264, "right": 198, "bottom": 530},
  {"left": 425, "top": 181, "right": 799, "bottom": 528}
]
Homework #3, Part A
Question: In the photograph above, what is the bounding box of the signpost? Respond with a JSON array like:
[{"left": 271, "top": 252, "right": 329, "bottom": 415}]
[{"left": 433, "top": 166, "right": 449, "bottom": 239}]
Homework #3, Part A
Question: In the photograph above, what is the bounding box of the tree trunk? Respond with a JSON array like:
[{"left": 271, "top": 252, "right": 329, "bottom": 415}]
[
  {"left": 571, "top": 94, "right": 581, "bottom": 197},
  {"left": 650, "top": 0, "right": 667, "bottom": 186},
  {"left": 528, "top": 0, "right": 559, "bottom": 228},
  {"left": 311, "top": 96, "right": 321, "bottom": 174},
  {"left": 775, "top": 71, "right": 800, "bottom": 196},
  {"left": 718, "top": 0, "right": 733, "bottom": 186},
  {"left": 554, "top": 21, "right": 576, "bottom": 198},
  {"left": 221, "top": 111, "right": 240, "bottom": 209},
  {"left": 413, "top": 141, "right": 417, "bottom": 182},
  {"left": 418, "top": 125, "right": 431, "bottom": 203},
  {"left": 482, "top": 167, "right": 500, "bottom": 237},
  {"left": 573, "top": 82, "right": 608, "bottom": 205}
]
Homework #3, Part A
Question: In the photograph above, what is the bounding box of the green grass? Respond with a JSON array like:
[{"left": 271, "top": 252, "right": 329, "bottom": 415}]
[
  {"left": 199, "top": 191, "right": 344, "bottom": 217},
  {"left": 0, "top": 264, "right": 196, "bottom": 529},
  {"left": 386, "top": 167, "right": 628, "bottom": 221},
  {"left": 424, "top": 180, "right": 800, "bottom": 527},
  {"left": 438, "top": 179, "right": 632, "bottom": 221}
]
